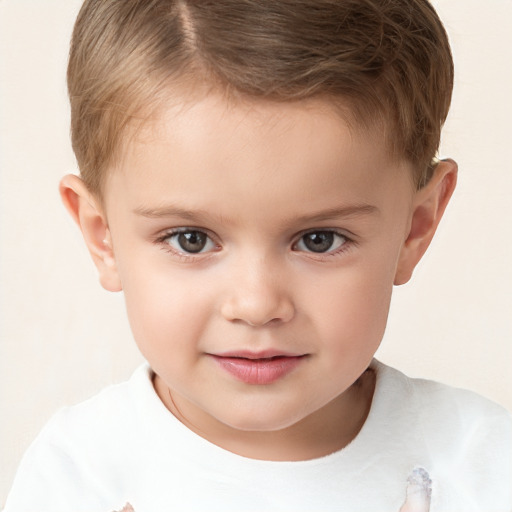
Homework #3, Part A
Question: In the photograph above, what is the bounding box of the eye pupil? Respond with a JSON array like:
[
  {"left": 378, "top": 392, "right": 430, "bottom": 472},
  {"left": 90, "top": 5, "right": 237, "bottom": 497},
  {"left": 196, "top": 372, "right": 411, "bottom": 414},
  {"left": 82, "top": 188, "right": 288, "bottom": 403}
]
[
  {"left": 178, "top": 231, "right": 207, "bottom": 253},
  {"left": 303, "top": 232, "right": 334, "bottom": 253}
]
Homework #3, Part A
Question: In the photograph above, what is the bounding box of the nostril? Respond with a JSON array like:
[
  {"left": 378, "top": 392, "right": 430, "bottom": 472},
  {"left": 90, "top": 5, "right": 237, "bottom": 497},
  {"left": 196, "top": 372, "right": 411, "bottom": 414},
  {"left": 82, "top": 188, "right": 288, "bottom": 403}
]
[{"left": 220, "top": 294, "right": 295, "bottom": 326}]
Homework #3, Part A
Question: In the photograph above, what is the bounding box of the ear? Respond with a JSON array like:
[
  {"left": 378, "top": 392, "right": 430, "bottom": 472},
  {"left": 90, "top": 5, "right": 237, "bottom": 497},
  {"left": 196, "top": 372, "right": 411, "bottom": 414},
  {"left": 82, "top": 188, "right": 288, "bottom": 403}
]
[
  {"left": 394, "top": 159, "right": 458, "bottom": 285},
  {"left": 59, "top": 174, "right": 122, "bottom": 292}
]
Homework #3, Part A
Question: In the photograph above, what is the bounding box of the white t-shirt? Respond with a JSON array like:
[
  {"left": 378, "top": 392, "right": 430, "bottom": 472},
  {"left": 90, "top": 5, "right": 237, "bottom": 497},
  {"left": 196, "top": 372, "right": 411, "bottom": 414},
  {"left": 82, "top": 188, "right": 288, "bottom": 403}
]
[{"left": 4, "top": 360, "right": 511, "bottom": 512}]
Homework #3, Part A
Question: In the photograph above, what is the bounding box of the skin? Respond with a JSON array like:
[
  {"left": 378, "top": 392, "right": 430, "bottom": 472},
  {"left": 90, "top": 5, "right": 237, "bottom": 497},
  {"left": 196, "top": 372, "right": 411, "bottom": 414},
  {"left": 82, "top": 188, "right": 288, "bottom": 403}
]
[{"left": 60, "top": 93, "right": 457, "bottom": 462}]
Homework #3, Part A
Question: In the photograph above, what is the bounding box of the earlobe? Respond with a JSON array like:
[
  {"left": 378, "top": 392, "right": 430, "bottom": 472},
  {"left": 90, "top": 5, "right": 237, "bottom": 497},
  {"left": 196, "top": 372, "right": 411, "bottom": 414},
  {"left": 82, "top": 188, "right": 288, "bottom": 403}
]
[
  {"left": 394, "top": 159, "right": 458, "bottom": 285},
  {"left": 59, "top": 174, "right": 122, "bottom": 292}
]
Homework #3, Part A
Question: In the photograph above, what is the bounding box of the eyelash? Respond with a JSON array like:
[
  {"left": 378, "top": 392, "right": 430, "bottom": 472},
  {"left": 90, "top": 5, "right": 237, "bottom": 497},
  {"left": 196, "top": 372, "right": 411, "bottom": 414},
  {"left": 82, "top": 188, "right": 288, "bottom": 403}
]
[
  {"left": 292, "top": 229, "right": 353, "bottom": 259},
  {"left": 154, "top": 228, "right": 354, "bottom": 261},
  {"left": 154, "top": 228, "right": 220, "bottom": 261}
]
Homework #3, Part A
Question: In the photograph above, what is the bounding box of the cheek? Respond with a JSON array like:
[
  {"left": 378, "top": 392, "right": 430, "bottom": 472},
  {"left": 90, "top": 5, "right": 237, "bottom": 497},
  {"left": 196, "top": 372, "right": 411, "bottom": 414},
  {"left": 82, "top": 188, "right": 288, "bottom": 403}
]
[
  {"left": 308, "top": 262, "right": 395, "bottom": 354},
  {"left": 119, "top": 260, "right": 213, "bottom": 360}
]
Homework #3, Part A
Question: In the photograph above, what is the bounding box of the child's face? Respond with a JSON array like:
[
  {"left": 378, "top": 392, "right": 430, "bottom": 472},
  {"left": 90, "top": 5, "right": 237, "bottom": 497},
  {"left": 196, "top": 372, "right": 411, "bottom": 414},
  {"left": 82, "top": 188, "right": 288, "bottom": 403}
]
[{"left": 98, "top": 93, "right": 421, "bottom": 442}]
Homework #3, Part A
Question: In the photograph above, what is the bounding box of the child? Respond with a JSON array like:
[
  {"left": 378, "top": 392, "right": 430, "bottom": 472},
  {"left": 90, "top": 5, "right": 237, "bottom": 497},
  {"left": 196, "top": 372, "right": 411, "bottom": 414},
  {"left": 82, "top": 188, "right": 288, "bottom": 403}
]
[{"left": 4, "top": 0, "right": 511, "bottom": 511}]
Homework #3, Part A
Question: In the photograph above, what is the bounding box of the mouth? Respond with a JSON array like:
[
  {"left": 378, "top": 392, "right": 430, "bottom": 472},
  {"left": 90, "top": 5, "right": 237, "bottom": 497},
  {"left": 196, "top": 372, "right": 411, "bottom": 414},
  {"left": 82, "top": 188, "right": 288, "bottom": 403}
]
[{"left": 209, "top": 350, "right": 308, "bottom": 385}]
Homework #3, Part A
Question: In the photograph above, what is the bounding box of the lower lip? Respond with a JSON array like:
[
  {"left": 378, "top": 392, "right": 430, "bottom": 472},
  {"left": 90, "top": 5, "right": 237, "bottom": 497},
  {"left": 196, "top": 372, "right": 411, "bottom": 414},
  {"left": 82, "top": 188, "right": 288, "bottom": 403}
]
[{"left": 212, "top": 355, "right": 305, "bottom": 385}]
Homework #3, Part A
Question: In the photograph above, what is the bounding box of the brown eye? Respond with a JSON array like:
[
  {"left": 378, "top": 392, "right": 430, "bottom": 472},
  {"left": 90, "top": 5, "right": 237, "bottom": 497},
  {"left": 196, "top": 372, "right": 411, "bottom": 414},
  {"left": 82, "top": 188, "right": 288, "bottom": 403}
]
[
  {"left": 178, "top": 231, "right": 207, "bottom": 253},
  {"left": 165, "top": 230, "right": 214, "bottom": 254},
  {"left": 296, "top": 231, "right": 347, "bottom": 253}
]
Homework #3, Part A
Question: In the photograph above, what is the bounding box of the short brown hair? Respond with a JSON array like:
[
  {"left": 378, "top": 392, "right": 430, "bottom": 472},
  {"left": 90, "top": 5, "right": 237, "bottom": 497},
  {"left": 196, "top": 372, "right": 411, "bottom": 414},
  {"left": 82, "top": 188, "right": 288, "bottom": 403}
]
[{"left": 68, "top": 0, "right": 454, "bottom": 195}]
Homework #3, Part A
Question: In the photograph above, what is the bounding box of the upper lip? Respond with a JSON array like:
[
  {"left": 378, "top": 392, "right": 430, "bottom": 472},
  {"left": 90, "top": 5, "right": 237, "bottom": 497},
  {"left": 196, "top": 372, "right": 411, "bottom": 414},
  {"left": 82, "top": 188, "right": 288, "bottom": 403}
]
[{"left": 211, "top": 350, "right": 306, "bottom": 360}]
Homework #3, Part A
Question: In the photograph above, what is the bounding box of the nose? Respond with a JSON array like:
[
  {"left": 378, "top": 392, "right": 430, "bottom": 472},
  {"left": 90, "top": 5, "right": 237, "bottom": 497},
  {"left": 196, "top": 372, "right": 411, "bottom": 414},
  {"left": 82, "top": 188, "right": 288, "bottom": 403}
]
[{"left": 220, "top": 256, "right": 295, "bottom": 327}]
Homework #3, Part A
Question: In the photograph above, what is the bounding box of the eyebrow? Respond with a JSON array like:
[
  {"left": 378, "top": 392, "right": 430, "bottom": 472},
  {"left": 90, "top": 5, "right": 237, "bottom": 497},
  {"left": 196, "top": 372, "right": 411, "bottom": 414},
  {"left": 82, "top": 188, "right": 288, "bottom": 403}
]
[
  {"left": 133, "top": 205, "right": 211, "bottom": 221},
  {"left": 293, "top": 204, "right": 379, "bottom": 223},
  {"left": 133, "top": 203, "right": 379, "bottom": 223}
]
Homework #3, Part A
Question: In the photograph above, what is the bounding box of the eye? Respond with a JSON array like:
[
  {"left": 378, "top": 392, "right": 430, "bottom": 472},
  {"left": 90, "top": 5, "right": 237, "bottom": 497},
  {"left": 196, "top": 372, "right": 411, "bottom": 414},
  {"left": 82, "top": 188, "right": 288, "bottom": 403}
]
[
  {"left": 294, "top": 231, "right": 347, "bottom": 253},
  {"left": 164, "top": 230, "right": 216, "bottom": 254}
]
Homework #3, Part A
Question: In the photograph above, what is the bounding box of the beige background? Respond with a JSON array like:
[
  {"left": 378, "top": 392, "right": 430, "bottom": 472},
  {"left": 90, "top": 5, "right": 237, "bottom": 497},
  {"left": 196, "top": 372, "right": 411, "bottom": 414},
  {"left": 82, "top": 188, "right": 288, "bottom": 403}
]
[{"left": 1, "top": 0, "right": 511, "bottom": 506}]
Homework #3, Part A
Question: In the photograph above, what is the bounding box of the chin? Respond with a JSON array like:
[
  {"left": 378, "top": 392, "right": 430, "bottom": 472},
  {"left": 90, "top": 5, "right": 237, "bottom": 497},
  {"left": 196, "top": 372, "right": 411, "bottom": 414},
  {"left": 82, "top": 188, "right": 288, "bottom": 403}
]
[{"left": 217, "top": 404, "right": 309, "bottom": 433}]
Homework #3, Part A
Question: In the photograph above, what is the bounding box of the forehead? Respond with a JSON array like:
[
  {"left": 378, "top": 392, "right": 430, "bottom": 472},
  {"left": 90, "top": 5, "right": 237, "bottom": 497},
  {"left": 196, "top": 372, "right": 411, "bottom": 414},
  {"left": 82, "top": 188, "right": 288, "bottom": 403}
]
[
  {"left": 117, "top": 91, "right": 393, "bottom": 168},
  {"left": 104, "top": 92, "right": 413, "bottom": 217}
]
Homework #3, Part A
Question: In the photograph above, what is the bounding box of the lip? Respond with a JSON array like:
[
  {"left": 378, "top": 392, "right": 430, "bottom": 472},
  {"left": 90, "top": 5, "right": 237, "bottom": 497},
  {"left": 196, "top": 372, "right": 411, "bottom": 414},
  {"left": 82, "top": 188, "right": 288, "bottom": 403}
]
[{"left": 210, "top": 350, "right": 307, "bottom": 385}]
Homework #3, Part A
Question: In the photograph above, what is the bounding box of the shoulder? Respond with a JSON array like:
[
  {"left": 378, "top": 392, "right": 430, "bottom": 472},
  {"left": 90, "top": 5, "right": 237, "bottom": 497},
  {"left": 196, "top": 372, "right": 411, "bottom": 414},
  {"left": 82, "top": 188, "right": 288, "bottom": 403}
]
[
  {"left": 371, "top": 360, "right": 512, "bottom": 508},
  {"left": 4, "top": 364, "right": 155, "bottom": 512},
  {"left": 41, "top": 364, "right": 151, "bottom": 442},
  {"left": 372, "top": 359, "right": 511, "bottom": 429},
  {"left": 370, "top": 359, "right": 512, "bottom": 465},
  {"left": 404, "top": 366, "right": 512, "bottom": 463}
]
